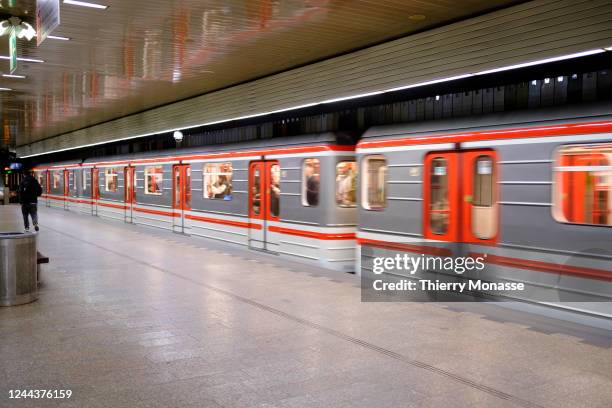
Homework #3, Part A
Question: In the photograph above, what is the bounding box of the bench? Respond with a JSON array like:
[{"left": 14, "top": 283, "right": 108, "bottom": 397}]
[{"left": 37, "top": 251, "right": 49, "bottom": 283}]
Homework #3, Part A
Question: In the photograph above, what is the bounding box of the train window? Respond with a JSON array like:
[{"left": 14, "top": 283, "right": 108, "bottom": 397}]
[
  {"left": 203, "top": 163, "right": 233, "bottom": 200},
  {"left": 472, "top": 155, "right": 497, "bottom": 239},
  {"left": 144, "top": 166, "right": 163, "bottom": 195},
  {"left": 429, "top": 158, "right": 449, "bottom": 234},
  {"left": 362, "top": 155, "right": 387, "bottom": 210},
  {"left": 336, "top": 161, "right": 357, "bottom": 207},
  {"left": 252, "top": 167, "right": 261, "bottom": 215},
  {"left": 554, "top": 144, "right": 611, "bottom": 226},
  {"left": 73, "top": 172, "right": 77, "bottom": 191},
  {"left": 270, "top": 164, "right": 281, "bottom": 217},
  {"left": 302, "top": 159, "right": 320, "bottom": 207},
  {"left": 105, "top": 168, "right": 118, "bottom": 192},
  {"left": 53, "top": 171, "right": 61, "bottom": 189}
]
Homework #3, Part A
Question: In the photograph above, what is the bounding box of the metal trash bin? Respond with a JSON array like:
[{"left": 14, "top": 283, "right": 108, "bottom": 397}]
[{"left": 0, "top": 232, "right": 38, "bottom": 306}]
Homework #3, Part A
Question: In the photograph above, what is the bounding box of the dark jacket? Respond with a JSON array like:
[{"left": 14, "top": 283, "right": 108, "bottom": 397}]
[
  {"left": 19, "top": 175, "right": 43, "bottom": 205},
  {"left": 306, "top": 176, "right": 319, "bottom": 206}
]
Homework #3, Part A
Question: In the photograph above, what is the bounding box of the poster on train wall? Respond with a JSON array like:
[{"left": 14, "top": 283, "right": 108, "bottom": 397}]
[{"left": 36, "top": 0, "right": 60, "bottom": 46}]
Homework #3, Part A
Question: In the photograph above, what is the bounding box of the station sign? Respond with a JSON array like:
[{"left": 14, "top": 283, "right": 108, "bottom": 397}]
[{"left": 36, "top": 0, "right": 60, "bottom": 46}]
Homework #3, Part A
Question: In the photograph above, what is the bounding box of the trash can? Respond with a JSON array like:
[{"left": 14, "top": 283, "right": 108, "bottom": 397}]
[{"left": 0, "top": 232, "right": 38, "bottom": 306}]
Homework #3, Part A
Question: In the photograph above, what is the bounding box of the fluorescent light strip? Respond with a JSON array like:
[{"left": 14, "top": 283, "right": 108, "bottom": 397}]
[
  {"left": 473, "top": 49, "right": 605, "bottom": 75},
  {"left": 63, "top": 0, "right": 108, "bottom": 9},
  {"left": 2, "top": 74, "right": 26, "bottom": 79},
  {"left": 385, "top": 74, "right": 475, "bottom": 93},
  {"left": 35, "top": 34, "right": 71, "bottom": 41},
  {"left": 0, "top": 88, "right": 13, "bottom": 91},
  {"left": 19, "top": 47, "right": 612, "bottom": 158},
  {"left": 0, "top": 56, "right": 45, "bottom": 63}
]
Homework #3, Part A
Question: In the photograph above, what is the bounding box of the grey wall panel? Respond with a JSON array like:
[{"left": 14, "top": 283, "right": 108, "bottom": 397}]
[
  {"left": 279, "top": 157, "right": 322, "bottom": 225},
  {"left": 500, "top": 205, "right": 612, "bottom": 254},
  {"left": 134, "top": 165, "right": 172, "bottom": 207},
  {"left": 499, "top": 163, "right": 551, "bottom": 181},
  {"left": 18, "top": 0, "right": 612, "bottom": 157},
  {"left": 501, "top": 184, "right": 552, "bottom": 204},
  {"left": 497, "top": 140, "right": 612, "bottom": 253},
  {"left": 265, "top": 155, "right": 358, "bottom": 226},
  {"left": 358, "top": 150, "right": 425, "bottom": 236},
  {"left": 99, "top": 168, "right": 124, "bottom": 202},
  {"left": 190, "top": 160, "right": 250, "bottom": 217}
]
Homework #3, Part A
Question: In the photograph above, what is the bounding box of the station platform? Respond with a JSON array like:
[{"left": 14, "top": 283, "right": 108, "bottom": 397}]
[{"left": 1, "top": 205, "right": 611, "bottom": 408}]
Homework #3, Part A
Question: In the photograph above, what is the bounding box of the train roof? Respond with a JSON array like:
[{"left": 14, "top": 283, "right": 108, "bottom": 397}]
[
  {"left": 361, "top": 102, "right": 612, "bottom": 141},
  {"left": 33, "top": 159, "right": 82, "bottom": 170},
  {"left": 33, "top": 132, "right": 353, "bottom": 168},
  {"left": 80, "top": 131, "right": 349, "bottom": 165}
]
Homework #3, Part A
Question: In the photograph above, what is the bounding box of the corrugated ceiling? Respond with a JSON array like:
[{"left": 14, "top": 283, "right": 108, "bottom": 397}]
[{"left": 1, "top": 0, "right": 523, "bottom": 150}]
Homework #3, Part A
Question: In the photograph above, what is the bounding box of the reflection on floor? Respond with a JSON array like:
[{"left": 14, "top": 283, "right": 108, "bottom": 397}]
[{"left": 1, "top": 206, "right": 611, "bottom": 408}]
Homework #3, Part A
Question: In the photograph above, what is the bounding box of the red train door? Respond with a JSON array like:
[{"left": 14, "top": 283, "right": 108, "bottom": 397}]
[
  {"left": 424, "top": 152, "right": 460, "bottom": 242},
  {"left": 424, "top": 149, "right": 498, "bottom": 244},
  {"left": 63, "top": 170, "right": 70, "bottom": 210},
  {"left": 124, "top": 166, "right": 135, "bottom": 223},
  {"left": 92, "top": 168, "right": 99, "bottom": 216},
  {"left": 460, "top": 150, "right": 498, "bottom": 243},
  {"left": 248, "top": 160, "right": 280, "bottom": 252},
  {"left": 172, "top": 164, "right": 191, "bottom": 233}
]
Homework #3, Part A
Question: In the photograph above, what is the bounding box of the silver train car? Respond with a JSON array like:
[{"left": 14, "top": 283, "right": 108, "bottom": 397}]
[
  {"left": 33, "top": 108, "right": 611, "bottom": 316},
  {"left": 35, "top": 134, "right": 358, "bottom": 272},
  {"left": 357, "top": 107, "right": 611, "bottom": 316}
]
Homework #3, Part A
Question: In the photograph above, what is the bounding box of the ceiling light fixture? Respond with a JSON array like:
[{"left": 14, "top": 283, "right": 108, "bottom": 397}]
[
  {"left": 35, "top": 34, "right": 71, "bottom": 41},
  {"left": 63, "top": 0, "right": 108, "bottom": 10},
  {"left": 0, "top": 87, "right": 13, "bottom": 91},
  {"left": 48, "top": 35, "right": 71, "bottom": 40},
  {"left": 0, "top": 55, "right": 45, "bottom": 63},
  {"left": 408, "top": 15, "right": 426, "bottom": 21},
  {"left": 0, "top": 17, "right": 37, "bottom": 41},
  {"left": 2, "top": 74, "right": 26, "bottom": 78},
  {"left": 18, "top": 46, "right": 612, "bottom": 158}
]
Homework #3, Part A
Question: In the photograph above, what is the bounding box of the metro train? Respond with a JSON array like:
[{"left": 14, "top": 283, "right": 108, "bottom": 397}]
[{"left": 34, "top": 107, "right": 612, "bottom": 316}]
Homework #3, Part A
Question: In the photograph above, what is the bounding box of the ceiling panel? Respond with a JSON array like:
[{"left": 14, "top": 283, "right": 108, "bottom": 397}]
[{"left": 0, "top": 0, "right": 522, "bottom": 149}]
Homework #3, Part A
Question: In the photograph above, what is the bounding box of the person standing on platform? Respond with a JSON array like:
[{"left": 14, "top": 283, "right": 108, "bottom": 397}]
[{"left": 18, "top": 170, "right": 43, "bottom": 232}]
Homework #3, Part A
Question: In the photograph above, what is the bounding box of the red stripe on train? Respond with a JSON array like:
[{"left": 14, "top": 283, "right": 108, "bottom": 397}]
[
  {"left": 356, "top": 238, "right": 452, "bottom": 256},
  {"left": 469, "top": 252, "right": 612, "bottom": 282},
  {"left": 66, "top": 198, "right": 94, "bottom": 204},
  {"left": 357, "top": 121, "right": 612, "bottom": 149},
  {"left": 98, "top": 201, "right": 128, "bottom": 210},
  {"left": 185, "top": 214, "right": 262, "bottom": 229},
  {"left": 133, "top": 207, "right": 179, "bottom": 217},
  {"left": 270, "top": 226, "right": 356, "bottom": 240},
  {"left": 358, "top": 239, "right": 611, "bottom": 281}
]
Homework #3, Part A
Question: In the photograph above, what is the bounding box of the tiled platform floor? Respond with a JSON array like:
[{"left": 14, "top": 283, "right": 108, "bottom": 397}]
[{"left": 1, "top": 205, "right": 611, "bottom": 408}]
